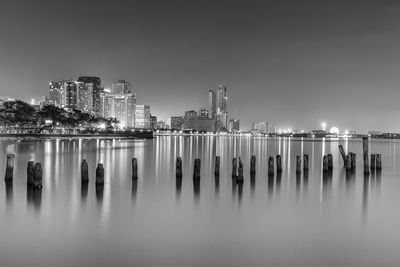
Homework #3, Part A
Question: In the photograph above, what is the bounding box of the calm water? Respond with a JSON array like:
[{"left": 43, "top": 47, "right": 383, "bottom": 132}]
[{"left": 0, "top": 136, "right": 400, "bottom": 266}]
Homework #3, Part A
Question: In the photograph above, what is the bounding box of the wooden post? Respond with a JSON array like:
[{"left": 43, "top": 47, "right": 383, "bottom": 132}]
[
  {"left": 214, "top": 156, "right": 220, "bottom": 177},
  {"left": 350, "top": 153, "right": 356, "bottom": 169},
  {"left": 268, "top": 156, "right": 274, "bottom": 176},
  {"left": 81, "top": 159, "right": 89, "bottom": 183},
  {"left": 376, "top": 154, "right": 382, "bottom": 170},
  {"left": 346, "top": 154, "right": 352, "bottom": 171},
  {"left": 370, "top": 154, "right": 376, "bottom": 171},
  {"left": 176, "top": 157, "right": 183, "bottom": 178},
  {"left": 237, "top": 158, "right": 244, "bottom": 184},
  {"left": 132, "top": 158, "right": 138, "bottom": 179},
  {"left": 232, "top": 157, "right": 237, "bottom": 177},
  {"left": 296, "top": 155, "right": 301, "bottom": 174},
  {"left": 95, "top": 163, "right": 104, "bottom": 185},
  {"left": 327, "top": 154, "right": 333, "bottom": 169},
  {"left": 33, "top": 163, "right": 43, "bottom": 189},
  {"left": 338, "top": 145, "right": 347, "bottom": 166},
  {"left": 276, "top": 155, "right": 282, "bottom": 173},
  {"left": 4, "top": 154, "right": 15, "bottom": 182},
  {"left": 250, "top": 155, "right": 256, "bottom": 175},
  {"left": 363, "top": 137, "right": 370, "bottom": 174},
  {"left": 27, "top": 161, "right": 34, "bottom": 185},
  {"left": 303, "top": 154, "right": 309, "bottom": 171},
  {"left": 193, "top": 158, "right": 201, "bottom": 181},
  {"left": 322, "top": 155, "right": 328, "bottom": 172}
]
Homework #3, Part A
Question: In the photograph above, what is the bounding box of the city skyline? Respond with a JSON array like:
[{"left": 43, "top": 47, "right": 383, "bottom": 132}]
[{"left": 2, "top": 1, "right": 400, "bottom": 132}]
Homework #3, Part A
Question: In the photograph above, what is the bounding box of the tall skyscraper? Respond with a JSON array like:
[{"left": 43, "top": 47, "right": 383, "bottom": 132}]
[
  {"left": 208, "top": 90, "right": 216, "bottom": 118},
  {"left": 76, "top": 82, "right": 93, "bottom": 112},
  {"left": 77, "top": 76, "right": 102, "bottom": 114},
  {"left": 65, "top": 81, "right": 78, "bottom": 109},
  {"left": 135, "top": 105, "right": 151, "bottom": 128},
  {"left": 112, "top": 80, "right": 132, "bottom": 94},
  {"left": 170, "top": 116, "right": 183, "bottom": 130},
  {"left": 216, "top": 85, "right": 227, "bottom": 113},
  {"left": 49, "top": 81, "right": 66, "bottom": 107}
]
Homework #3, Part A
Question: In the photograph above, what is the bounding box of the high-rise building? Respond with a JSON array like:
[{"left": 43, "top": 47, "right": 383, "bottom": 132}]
[
  {"left": 228, "top": 119, "right": 240, "bottom": 132},
  {"left": 216, "top": 85, "right": 227, "bottom": 113},
  {"left": 215, "top": 111, "right": 228, "bottom": 131},
  {"left": 135, "top": 105, "right": 151, "bottom": 128},
  {"left": 101, "top": 93, "right": 136, "bottom": 127},
  {"left": 150, "top": 115, "right": 157, "bottom": 129},
  {"left": 65, "top": 81, "right": 78, "bottom": 109},
  {"left": 49, "top": 81, "right": 66, "bottom": 107},
  {"left": 183, "top": 110, "right": 197, "bottom": 129},
  {"left": 112, "top": 80, "right": 132, "bottom": 94},
  {"left": 170, "top": 116, "right": 183, "bottom": 130},
  {"left": 77, "top": 76, "right": 102, "bottom": 114},
  {"left": 208, "top": 90, "right": 216, "bottom": 118},
  {"left": 76, "top": 82, "right": 93, "bottom": 112},
  {"left": 269, "top": 125, "right": 278, "bottom": 134},
  {"left": 199, "top": 109, "right": 209, "bottom": 118}
]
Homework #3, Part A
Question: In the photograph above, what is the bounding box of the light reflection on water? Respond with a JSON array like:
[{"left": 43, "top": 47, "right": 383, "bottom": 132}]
[{"left": 0, "top": 136, "right": 400, "bottom": 266}]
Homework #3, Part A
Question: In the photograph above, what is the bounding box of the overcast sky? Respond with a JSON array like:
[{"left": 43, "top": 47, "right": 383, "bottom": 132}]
[{"left": 1, "top": 0, "right": 400, "bottom": 132}]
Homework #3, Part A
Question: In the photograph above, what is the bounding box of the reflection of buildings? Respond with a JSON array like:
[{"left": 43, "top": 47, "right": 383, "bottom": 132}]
[
  {"left": 135, "top": 105, "right": 151, "bottom": 128},
  {"left": 228, "top": 119, "right": 240, "bottom": 132}
]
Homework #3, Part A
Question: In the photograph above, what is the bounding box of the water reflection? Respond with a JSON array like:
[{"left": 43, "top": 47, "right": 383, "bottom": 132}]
[
  {"left": 276, "top": 172, "right": 282, "bottom": 192},
  {"left": 267, "top": 174, "right": 274, "bottom": 197},
  {"left": 250, "top": 174, "right": 256, "bottom": 197},
  {"left": 96, "top": 184, "right": 104, "bottom": 204},
  {"left": 303, "top": 171, "right": 309, "bottom": 192},
  {"left": 81, "top": 182, "right": 88, "bottom": 202},
  {"left": 27, "top": 186, "right": 42, "bottom": 211},
  {"left": 322, "top": 170, "right": 333, "bottom": 196},
  {"left": 362, "top": 174, "right": 369, "bottom": 223},
  {"left": 132, "top": 179, "right": 138, "bottom": 202},
  {"left": 193, "top": 181, "right": 200, "bottom": 203},
  {"left": 175, "top": 178, "right": 182, "bottom": 201},
  {"left": 214, "top": 175, "right": 219, "bottom": 197},
  {"left": 237, "top": 183, "right": 243, "bottom": 205},
  {"left": 5, "top": 181, "right": 13, "bottom": 205},
  {"left": 296, "top": 173, "right": 301, "bottom": 197}
]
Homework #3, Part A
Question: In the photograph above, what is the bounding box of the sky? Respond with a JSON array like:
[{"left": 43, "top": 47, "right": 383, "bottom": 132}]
[{"left": 1, "top": 0, "right": 400, "bottom": 132}]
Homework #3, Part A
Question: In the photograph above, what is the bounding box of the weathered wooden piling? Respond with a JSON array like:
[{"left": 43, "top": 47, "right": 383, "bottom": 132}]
[
  {"left": 322, "top": 155, "right": 328, "bottom": 172},
  {"left": 132, "top": 158, "right": 138, "bottom": 179},
  {"left": 376, "top": 154, "right": 382, "bottom": 170},
  {"left": 232, "top": 158, "right": 237, "bottom": 177},
  {"left": 363, "top": 137, "right": 370, "bottom": 174},
  {"left": 193, "top": 158, "right": 201, "bottom": 181},
  {"left": 95, "top": 163, "right": 104, "bottom": 185},
  {"left": 350, "top": 153, "right": 356, "bottom": 169},
  {"left": 27, "top": 161, "right": 34, "bottom": 185},
  {"left": 4, "top": 154, "right": 15, "bottom": 182},
  {"left": 276, "top": 155, "right": 282, "bottom": 173},
  {"left": 81, "top": 159, "right": 89, "bottom": 183},
  {"left": 237, "top": 158, "right": 244, "bottom": 184},
  {"left": 214, "top": 156, "right": 220, "bottom": 177},
  {"left": 327, "top": 154, "right": 333, "bottom": 169},
  {"left": 176, "top": 157, "right": 183, "bottom": 178},
  {"left": 338, "top": 145, "right": 347, "bottom": 165},
  {"left": 370, "top": 154, "right": 376, "bottom": 171},
  {"left": 250, "top": 155, "right": 256, "bottom": 175},
  {"left": 296, "top": 155, "right": 301, "bottom": 174},
  {"left": 33, "top": 163, "right": 43, "bottom": 189},
  {"left": 268, "top": 156, "right": 274, "bottom": 176},
  {"left": 303, "top": 154, "right": 309, "bottom": 171},
  {"left": 346, "top": 154, "right": 352, "bottom": 171}
]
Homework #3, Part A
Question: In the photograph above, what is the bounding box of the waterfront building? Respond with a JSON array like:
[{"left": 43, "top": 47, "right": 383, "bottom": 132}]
[
  {"left": 208, "top": 90, "right": 216, "bottom": 118},
  {"left": 228, "top": 119, "right": 240, "bottom": 132},
  {"left": 252, "top": 122, "right": 269, "bottom": 134},
  {"left": 112, "top": 80, "right": 132, "bottom": 94},
  {"left": 135, "top": 105, "right": 151, "bottom": 128},
  {"left": 199, "top": 109, "right": 209, "bottom": 118},
  {"left": 216, "top": 85, "right": 227, "bottom": 113},
  {"left": 150, "top": 115, "right": 157, "bottom": 129},
  {"left": 170, "top": 116, "right": 183, "bottom": 130},
  {"left": 269, "top": 124, "right": 278, "bottom": 134},
  {"left": 65, "top": 81, "right": 78, "bottom": 109},
  {"left": 49, "top": 81, "right": 66, "bottom": 107},
  {"left": 102, "top": 93, "right": 136, "bottom": 127},
  {"left": 77, "top": 76, "right": 102, "bottom": 114},
  {"left": 156, "top": 121, "right": 166, "bottom": 129},
  {"left": 189, "top": 118, "right": 215, "bottom": 132},
  {"left": 76, "top": 82, "right": 93, "bottom": 113},
  {"left": 183, "top": 110, "right": 197, "bottom": 129},
  {"left": 215, "top": 111, "right": 228, "bottom": 131}
]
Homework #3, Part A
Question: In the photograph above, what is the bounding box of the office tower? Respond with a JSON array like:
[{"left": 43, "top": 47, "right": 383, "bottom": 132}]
[
  {"left": 170, "top": 116, "right": 183, "bottom": 130},
  {"left": 76, "top": 82, "right": 93, "bottom": 113},
  {"left": 216, "top": 85, "right": 227, "bottom": 113},
  {"left": 102, "top": 93, "right": 136, "bottom": 127},
  {"left": 252, "top": 122, "right": 269, "bottom": 134},
  {"left": 150, "top": 115, "right": 157, "bottom": 129},
  {"left": 215, "top": 112, "right": 228, "bottom": 131},
  {"left": 135, "top": 105, "right": 151, "bottom": 128},
  {"left": 208, "top": 90, "right": 216, "bottom": 118},
  {"left": 49, "top": 81, "right": 66, "bottom": 107},
  {"left": 65, "top": 81, "right": 78, "bottom": 109},
  {"left": 183, "top": 110, "right": 197, "bottom": 129},
  {"left": 112, "top": 80, "right": 132, "bottom": 94},
  {"left": 77, "top": 76, "right": 102, "bottom": 114},
  {"left": 269, "top": 125, "right": 278, "bottom": 134},
  {"left": 228, "top": 119, "right": 240, "bottom": 132}
]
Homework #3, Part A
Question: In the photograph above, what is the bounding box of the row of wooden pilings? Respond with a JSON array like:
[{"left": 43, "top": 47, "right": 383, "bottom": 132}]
[{"left": 3, "top": 137, "right": 383, "bottom": 187}]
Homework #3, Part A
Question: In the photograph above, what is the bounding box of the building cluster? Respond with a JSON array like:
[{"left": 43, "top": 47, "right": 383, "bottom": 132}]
[
  {"left": 251, "top": 122, "right": 278, "bottom": 135},
  {"left": 169, "top": 85, "right": 240, "bottom": 132},
  {"left": 46, "top": 77, "right": 153, "bottom": 128}
]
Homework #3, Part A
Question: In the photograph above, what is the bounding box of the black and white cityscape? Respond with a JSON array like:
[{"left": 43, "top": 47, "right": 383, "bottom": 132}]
[{"left": 1, "top": 1, "right": 400, "bottom": 267}]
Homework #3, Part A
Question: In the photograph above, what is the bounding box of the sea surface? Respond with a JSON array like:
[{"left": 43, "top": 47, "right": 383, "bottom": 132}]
[{"left": 0, "top": 136, "right": 399, "bottom": 266}]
